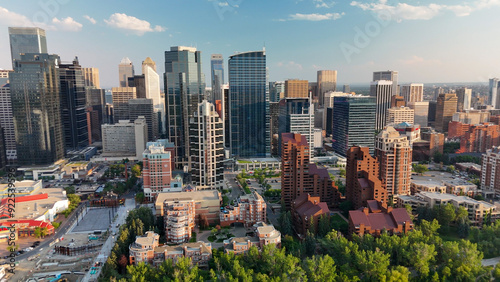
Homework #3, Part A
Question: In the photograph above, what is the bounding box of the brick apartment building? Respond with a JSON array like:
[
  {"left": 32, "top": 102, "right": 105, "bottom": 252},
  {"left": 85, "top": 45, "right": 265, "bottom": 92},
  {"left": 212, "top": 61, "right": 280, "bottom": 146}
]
[
  {"left": 220, "top": 191, "right": 266, "bottom": 227},
  {"left": 291, "top": 193, "right": 330, "bottom": 237}
]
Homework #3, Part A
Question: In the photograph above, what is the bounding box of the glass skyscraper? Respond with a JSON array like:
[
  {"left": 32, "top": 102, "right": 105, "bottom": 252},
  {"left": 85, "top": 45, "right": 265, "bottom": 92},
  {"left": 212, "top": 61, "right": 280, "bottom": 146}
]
[
  {"left": 229, "top": 50, "right": 269, "bottom": 158},
  {"left": 211, "top": 54, "right": 224, "bottom": 102},
  {"left": 9, "top": 53, "right": 64, "bottom": 165},
  {"left": 8, "top": 27, "right": 47, "bottom": 67},
  {"left": 164, "top": 46, "right": 205, "bottom": 167},
  {"left": 332, "top": 96, "right": 376, "bottom": 156}
]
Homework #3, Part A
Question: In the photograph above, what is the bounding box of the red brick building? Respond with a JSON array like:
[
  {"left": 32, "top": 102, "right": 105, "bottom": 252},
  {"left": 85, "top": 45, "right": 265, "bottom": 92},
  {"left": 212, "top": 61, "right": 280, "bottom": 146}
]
[
  {"left": 219, "top": 191, "right": 266, "bottom": 227},
  {"left": 460, "top": 123, "right": 500, "bottom": 153},
  {"left": 448, "top": 121, "right": 471, "bottom": 139},
  {"left": 291, "top": 194, "right": 330, "bottom": 237},
  {"left": 346, "top": 146, "right": 388, "bottom": 209}
]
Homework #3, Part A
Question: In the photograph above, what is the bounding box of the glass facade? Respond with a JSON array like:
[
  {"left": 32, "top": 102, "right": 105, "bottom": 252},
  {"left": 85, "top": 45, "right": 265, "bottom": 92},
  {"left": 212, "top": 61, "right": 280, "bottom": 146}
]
[
  {"left": 211, "top": 54, "right": 224, "bottom": 102},
  {"left": 9, "top": 53, "right": 64, "bottom": 165},
  {"left": 164, "top": 46, "right": 205, "bottom": 166},
  {"left": 332, "top": 96, "right": 376, "bottom": 156},
  {"left": 8, "top": 27, "right": 47, "bottom": 67},
  {"left": 278, "top": 98, "right": 314, "bottom": 156},
  {"left": 229, "top": 51, "right": 269, "bottom": 157}
]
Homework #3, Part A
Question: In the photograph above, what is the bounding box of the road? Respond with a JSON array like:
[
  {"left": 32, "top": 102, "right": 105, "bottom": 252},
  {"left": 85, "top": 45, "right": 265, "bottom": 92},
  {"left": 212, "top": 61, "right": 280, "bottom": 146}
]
[
  {"left": 482, "top": 256, "right": 500, "bottom": 267},
  {"left": 224, "top": 172, "right": 243, "bottom": 201}
]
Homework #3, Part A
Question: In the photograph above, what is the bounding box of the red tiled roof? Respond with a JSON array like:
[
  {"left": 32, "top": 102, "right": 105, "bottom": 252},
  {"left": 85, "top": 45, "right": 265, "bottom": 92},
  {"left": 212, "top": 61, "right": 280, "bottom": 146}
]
[
  {"left": 295, "top": 201, "right": 330, "bottom": 217},
  {"left": 350, "top": 208, "right": 412, "bottom": 231}
]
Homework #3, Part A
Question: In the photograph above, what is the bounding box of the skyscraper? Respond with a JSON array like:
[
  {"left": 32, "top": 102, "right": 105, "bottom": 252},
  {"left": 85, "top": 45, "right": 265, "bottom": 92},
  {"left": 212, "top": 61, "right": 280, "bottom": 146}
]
[
  {"left": 59, "top": 57, "right": 89, "bottom": 151},
  {"left": 317, "top": 70, "right": 337, "bottom": 106},
  {"left": 86, "top": 88, "right": 106, "bottom": 142},
  {"left": 269, "top": 81, "right": 285, "bottom": 102},
  {"left": 9, "top": 53, "right": 64, "bottom": 165},
  {"left": 112, "top": 87, "right": 137, "bottom": 122},
  {"left": 371, "top": 80, "right": 393, "bottom": 131},
  {"left": 332, "top": 96, "right": 376, "bottom": 156},
  {"left": 375, "top": 127, "right": 412, "bottom": 198},
  {"left": 0, "top": 83, "right": 15, "bottom": 161},
  {"left": 83, "top": 67, "right": 100, "bottom": 88},
  {"left": 408, "top": 101, "right": 429, "bottom": 127},
  {"left": 189, "top": 100, "right": 224, "bottom": 190},
  {"left": 373, "top": 70, "right": 398, "bottom": 96},
  {"left": 401, "top": 83, "right": 423, "bottom": 103},
  {"left": 435, "top": 93, "right": 458, "bottom": 132},
  {"left": 456, "top": 87, "right": 472, "bottom": 111},
  {"left": 119, "top": 57, "right": 134, "bottom": 87},
  {"left": 229, "top": 50, "right": 269, "bottom": 157},
  {"left": 278, "top": 97, "right": 314, "bottom": 157},
  {"left": 211, "top": 54, "right": 224, "bottom": 103},
  {"left": 142, "top": 142, "right": 173, "bottom": 200},
  {"left": 142, "top": 57, "right": 165, "bottom": 135},
  {"left": 8, "top": 27, "right": 47, "bottom": 67},
  {"left": 128, "top": 98, "right": 158, "bottom": 141},
  {"left": 0, "top": 126, "right": 6, "bottom": 171},
  {"left": 164, "top": 46, "right": 206, "bottom": 167},
  {"left": 481, "top": 147, "right": 500, "bottom": 197},
  {"left": 489, "top": 78, "right": 500, "bottom": 108},
  {"left": 386, "top": 107, "right": 414, "bottom": 125},
  {"left": 284, "top": 79, "right": 308, "bottom": 98}
]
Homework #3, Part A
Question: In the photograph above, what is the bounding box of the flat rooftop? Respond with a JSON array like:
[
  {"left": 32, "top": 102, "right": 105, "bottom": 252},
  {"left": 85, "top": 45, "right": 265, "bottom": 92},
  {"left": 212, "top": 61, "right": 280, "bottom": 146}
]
[{"left": 8, "top": 188, "right": 67, "bottom": 220}]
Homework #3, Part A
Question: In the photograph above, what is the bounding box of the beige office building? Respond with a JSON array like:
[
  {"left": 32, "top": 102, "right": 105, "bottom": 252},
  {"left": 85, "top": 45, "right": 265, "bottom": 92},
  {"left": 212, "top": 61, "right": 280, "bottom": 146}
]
[
  {"left": 102, "top": 117, "right": 147, "bottom": 159},
  {"left": 317, "top": 70, "right": 337, "bottom": 105},
  {"left": 83, "top": 67, "right": 100, "bottom": 88},
  {"left": 284, "top": 79, "right": 309, "bottom": 98},
  {"left": 387, "top": 107, "right": 414, "bottom": 125},
  {"left": 401, "top": 83, "right": 424, "bottom": 103},
  {"left": 452, "top": 110, "right": 490, "bottom": 125},
  {"left": 112, "top": 87, "right": 137, "bottom": 122},
  {"left": 435, "top": 93, "right": 458, "bottom": 133}
]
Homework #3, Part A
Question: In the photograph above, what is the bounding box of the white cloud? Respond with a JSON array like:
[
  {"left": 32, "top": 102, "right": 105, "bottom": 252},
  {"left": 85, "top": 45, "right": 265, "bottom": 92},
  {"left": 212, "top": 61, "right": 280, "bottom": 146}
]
[
  {"left": 0, "top": 6, "right": 35, "bottom": 27},
  {"left": 104, "top": 13, "right": 166, "bottom": 35},
  {"left": 52, "top": 17, "right": 82, "bottom": 31},
  {"left": 83, "top": 15, "right": 96, "bottom": 24},
  {"left": 218, "top": 2, "right": 229, "bottom": 7},
  {"left": 277, "top": 61, "right": 303, "bottom": 70},
  {"left": 314, "top": 0, "right": 335, "bottom": 8},
  {"left": 288, "top": 12, "right": 345, "bottom": 21},
  {"left": 350, "top": 0, "right": 500, "bottom": 21}
]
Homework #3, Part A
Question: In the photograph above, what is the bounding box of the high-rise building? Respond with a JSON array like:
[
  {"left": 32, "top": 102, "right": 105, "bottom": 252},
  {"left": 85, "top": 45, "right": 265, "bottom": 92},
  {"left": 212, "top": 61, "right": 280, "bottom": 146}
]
[
  {"left": 489, "top": 78, "right": 500, "bottom": 108},
  {"left": 85, "top": 88, "right": 106, "bottom": 143},
  {"left": 371, "top": 80, "right": 393, "bottom": 131},
  {"left": 281, "top": 133, "right": 340, "bottom": 209},
  {"left": 427, "top": 101, "right": 437, "bottom": 127},
  {"left": 142, "top": 142, "right": 173, "bottom": 200},
  {"left": 373, "top": 70, "right": 398, "bottom": 96},
  {"left": 284, "top": 79, "right": 308, "bottom": 98},
  {"left": 8, "top": 27, "right": 47, "bottom": 67},
  {"left": 456, "top": 87, "right": 472, "bottom": 111},
  {"left": 0, "top": 83, "right": 15, "bottom": 161},
  {"left": 189, "top": 100, "right": 224, "bottom": 190},
  {"left": 119, "top": 57, "right": 134, "bottom": 87},
  {"left": 0, "top": 126, "right": 6, "bottom": 171},
  {"left": 452, "top": 110, "right": 490, "bottom": 125},
  {"left": 375, "top": 127, "right": 412, "bottom": 198},
  {"left": 435, "top": 93, "right": 458, "bottom": 132},
  {"left": 408, "top": 101, "right": 429, "bottom": 127},
  {"left": 129, "top": 98, "right": 158, "bottom": 141},
  {"left": 346, "top": 146, "right": 387, "bottom": 209},
  {"left": 10, "top": 53, "right": 64, "bottom": 165},
  {"left": 343, "top": 84, "right": 350, "bottom": 93},
  {"left": 317, "top": 70, "right": 337, "bottom": 106},
  {"left": 391, "top": 95, "right": 406, "bottom": 108},
  {"left": 434, "top": 87, "right": 445, "bottom": 101},
  {"left": 386, "top": 107, "right": 414, "bottom": 125},
  {"left": 83, "top": 67, "right": 100, "bottom": 88},
  {"left": 142, "top": 57, "right": 165, "bottom": 135},
  {"left": 401, "top": 83, "right": 424, "bottom": 103},
  {"left": 269, "top": 81, "right": 285, "bottom": 102},
  {"left": 112, "top": 87, "right": 137, "bottom": 122},
  {"left": 164, "top": 201, "right": 195, "bottom": 244},
  {"left": 270, "top": 102, "right": 280, "bottom": 156},
  {"left": 59, "top": 57, "right": 88, "bottom": 151},
  {"left": 211, "top": 54, "right": 224, "bottom": 103},
  {"left": 101, "top": 117, "right": 147, "bottom": 159},
  {"left": 323, "top": 91, "right": 352, "bottom": 134},
  {"left": 459, "top": 123, "right": 500, "bottom": 153},
  {"left": 165, "top": 46, "right": 206, "bottom": 167},
  {"left": 332, "top": 96, "right": 376, "bottom": 156},
  {"left": 481, "top": 147, "right": 500, "bottom": 197},
  {"left": 229, "top": 50, "right": 269, "bottom": 158},
  {"left": 278, "top": 98, "right": 314, "bottom": 157},
  {"left": 223, "top": 84, "right": 230, "bottom": 148}
]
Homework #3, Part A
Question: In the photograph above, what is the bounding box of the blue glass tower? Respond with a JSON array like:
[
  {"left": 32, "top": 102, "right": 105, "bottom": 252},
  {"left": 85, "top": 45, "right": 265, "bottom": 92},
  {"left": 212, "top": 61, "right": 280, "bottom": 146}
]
[
  {"left": 211, "top": 54, "right": 224, "bottom": 102},
  {"left": 229, "top": 50, "right": 269, "bottom": 158}
]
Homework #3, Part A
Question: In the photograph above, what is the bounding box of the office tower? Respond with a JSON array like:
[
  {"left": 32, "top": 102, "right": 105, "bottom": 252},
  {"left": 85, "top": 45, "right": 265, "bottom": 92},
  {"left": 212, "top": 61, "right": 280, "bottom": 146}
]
[
  {"left": 427, "top": 101, "right": 437, "bottom": 126},
  {"left": 408, "top": 101, "right": 429, "bottom": 127},
  {"left": 317, "top": 70, "right": 337, "bottom": 106},
  {"left": 375, "top": 127, "right": 412, "bottom": 198},
  {"left": 119, "top": 57, "right": 134, "bottom": 87},
  {"left": 269, "top": 81, "right": 285, "bottom": 102},
  {"left": 223, "top": 84, "right": 230, "bottom": 148},
  {"left": 165, "top": 46, "right": 206, "bottom": 167},
  {"left": 346, "top": 146, "right": 387, "bottom": 209},
  {"left": 0, "top": 126, "right": 6, "bottom": 171},
  {"left": 452, "top": 110, "right": 490, "bottom": 125},
  {"left": 489, "top": 78, "right": 500, "bottom": 108},
  {"left": 86, "top": 88, "right": 106, "bottom": 143},
  {"left": 434, "top": 87, "right": 445, "bottom": 101},
  {"left": 9, "top": 53, "right": 64, "bottom": 165},
  {"left": 229, "top": 50, "right": 269, "bottom": 158},
  {"left": 278, "top": 98, "right": 314, "bottom": 157},
  {"left": 373, "top": 70, "right": 398, "bottom": 96},
  {"left": 323, "top": 91, "right": 352, "bottom": 134},
  {"left": 456, "top": 87, "right": 472, "bottom": 111},
  {"left": 343, "top": 84, "right": 350, "bottom": 93},
  {"left": 435, "top": 93, "right": 458, "bottom": 132},
  {"left": 281, "top": 133, "right": 339, "bottom": 209},
  {"left": 189, "top": 100, "right": 224, "bottom": 190},
  {"left": 284, "top": 79, "right": 308, "bottom": 98},
  {"left": 59, "top": 57, "right": 89, "bottom": 151},
  {"left": 129, "top": 98, "right": 158, "bottom": 141},
  {"left": 128, "top": 75, "right": 146, "bottom": 98},
  {"left": 401, "top": 83, "right": 424, "bottom": 103},
  {"left": 386, "top": 107, "right": 414, "bottom": 125},
  {"left": 391, "top": 95, "right": 406, "bottom": 108},
  {"left": 0, "top": 70, "right": 12, "bottom": 86},
  {"left": 112, "top": 87, "right": 136, "bottom": 122},
  {"left": 142, "top": 57, "right": 165, "bottom": 135},
  {"left": 8, "top": 27, "right": 47, "bottom": 67},
  {"left": 332, "top": 96, "right": 376, "bottom": 156},
  {"left": 142, "top": 142, "right": 173, "bottom": 200},
  {"left": 481, "top": 147, "right": 500, "bottom": 197},
  {"left": 83, "top": 67, "right": 100, "bottom": 88},
  {"left": 102, "top": 117, "right": 147, "bottom": 159},
  {"left": 371, "top": 80, "right": 393, "bottom": 131},
  {"left": 211, "top": 54, "right": 224, "bottom": 103},
  {"left": 269, "top": 102, "right": 280, "bottom": 156},
  {"left": 0, "top": 83, "right": 15, "bottom": 161}
]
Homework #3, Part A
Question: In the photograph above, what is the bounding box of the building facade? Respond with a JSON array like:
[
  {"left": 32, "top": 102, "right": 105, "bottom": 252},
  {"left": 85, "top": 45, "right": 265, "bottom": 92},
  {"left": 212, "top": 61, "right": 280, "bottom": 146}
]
[
  {"left": 101, "top": 117, "right": 147, "bottom": 159},
  {"left": 401, "top": 83, "right": 423, "bottom": 103},
  {"left": 142, "top": 142, "right": 173, "bottom": 200},
  {"left": 220, "top": 192, "right": 266, "bottom": 227},
  {"left": 142, "top": 57, "right": 165, "bottom": 135},
  {"left": 284, "top": 79, "right": 308, "bottom": 98},
  {"left": 278, "top": 98, "right": 315, "bottom": 157},
  {"left": 373, "top": 71, "right": 398, "bottom": 96},
  {"left": 291, "top": 193, "right": 330, "bottom": 237},
  {"left": 386, "top": 107, "right": 414, "bottom": 125},
  {"left": 456, "top": 87, "right": 472, "bottom": 111},
  {"left": 164, "top": 201, "right": 196, "bottom": 244},
  {"left": 211, "top": 54, "right": 224, "bottom": 103},
  {"left": 129, "top": 98, "right": 158, "bottom": 141},
  {"left": 0, "top": 83, "right": 15, "bottom": 161},
  {"left": 119, "top": 57, "right": 134, "bottom": 87},
  {"left": 112, "top": 87, "right": 137, "bottom": 123},
  {"left": 435, "top": 93, "right": 458, "bottom": 133},
  {"left": 83, "top": 67, "right": 100, "bottom": 88},
  {"left": 8, "top": 27, "right": 47, "bottom": 66},
  {"left": 371, "top": 80, "right": 393, "bottom": 131},
  {"left": 317, "top": 70, "right": 337, "bottom": 106},
  {"left": 408, "top": 101, "right": 429, "bottom": 127},
  {"left": 481, "top": 146, "right": 500, "bottom": 197}
]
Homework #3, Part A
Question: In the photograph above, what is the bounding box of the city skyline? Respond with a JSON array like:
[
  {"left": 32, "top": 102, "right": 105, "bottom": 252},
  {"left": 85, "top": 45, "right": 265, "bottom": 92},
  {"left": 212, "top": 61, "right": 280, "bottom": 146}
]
[{"left": 0, "top": 0, "right": 499, "bottom": 88}]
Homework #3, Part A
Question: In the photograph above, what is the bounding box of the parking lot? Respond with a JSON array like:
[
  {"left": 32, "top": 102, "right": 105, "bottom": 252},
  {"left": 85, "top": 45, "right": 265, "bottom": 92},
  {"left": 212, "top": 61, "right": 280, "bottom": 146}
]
[{"left": 70, "top": 208, "right": 115, "bottom": 233}]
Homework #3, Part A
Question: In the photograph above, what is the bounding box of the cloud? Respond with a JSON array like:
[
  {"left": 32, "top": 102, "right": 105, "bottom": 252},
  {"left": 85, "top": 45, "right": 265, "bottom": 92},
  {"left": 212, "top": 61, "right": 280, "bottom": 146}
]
[
  {"left": 350, "top": 0, "right": 500, "bottom": 21},
  {"left": 277, "top": 61, "right": 303, "bottom": 71},
  {"left": 314, "top": 0, "right": 335, "bottom": 8},
  {"left": 0, "top": 6, "right": 35, "bottom": 27},
  {"left": 83, "top": 15, "right": 96, "bottom": 24},
  {"left": 52, "top": 17, "right": 82, "bottom": 31},
  {"left": 104, "top": 13, "right": 166, "bottom": 35},
  {"left": 286, "top": 12, "right": 345, "bottom": 21}
]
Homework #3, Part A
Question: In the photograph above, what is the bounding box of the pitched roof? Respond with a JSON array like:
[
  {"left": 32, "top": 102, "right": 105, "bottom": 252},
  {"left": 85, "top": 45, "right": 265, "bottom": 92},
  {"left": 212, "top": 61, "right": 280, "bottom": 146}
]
[{"left": 349, "top": 208, "right": 412, "bottom": 231}]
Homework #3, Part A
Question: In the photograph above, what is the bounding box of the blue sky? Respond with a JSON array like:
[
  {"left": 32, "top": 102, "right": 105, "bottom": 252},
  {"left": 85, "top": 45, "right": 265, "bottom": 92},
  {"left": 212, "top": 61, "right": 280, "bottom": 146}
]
[{"left": 0, "top": 0, "right": 499, "bottom": 88}]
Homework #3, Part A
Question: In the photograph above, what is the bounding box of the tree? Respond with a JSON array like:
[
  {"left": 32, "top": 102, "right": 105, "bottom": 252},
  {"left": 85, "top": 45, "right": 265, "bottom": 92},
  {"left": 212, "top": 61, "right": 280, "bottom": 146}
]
[
  {"left": 412, "top": 164, "right": 428, "bottom": 175},
  {"left": 279, "top": 211, "right": 293, "bottom": 236},
  {"left": 34, "top": 227, "right": 42, "bottom": 238},
  {"left": 305, "top": 230, "right": 316, "bottom": 256},
  {"left": 339, "top": 168, "right": 346, "bottom": 178},
  {"left": 303, "top": 255, "right": 338, "bottom": 282},
  {"left": 135, "top": 193, "right": 145, "bottom": 204},
  {"left": 131, "top": 164, "right": 141, "bottom": 177},
  {"left": 409, "top": 242, "right": 436, "bottom": 277},
  {"left": 64, "top": 186, "right": 75, "bottom": 194},
  {"left": 318, "top": 214, "right": 331, "bottom": 238}
]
